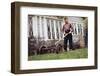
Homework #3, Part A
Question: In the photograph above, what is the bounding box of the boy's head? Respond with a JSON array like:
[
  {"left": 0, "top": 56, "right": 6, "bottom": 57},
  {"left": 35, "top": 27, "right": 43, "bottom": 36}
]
[{"left": 64, "top": 18, "right": 68, "bottom": 24}]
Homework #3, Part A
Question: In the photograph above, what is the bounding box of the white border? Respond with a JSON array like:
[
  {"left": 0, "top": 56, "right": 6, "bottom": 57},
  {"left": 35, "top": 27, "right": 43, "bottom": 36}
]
[{"left": 20, "top": 6, "right": 95, "bottom": 70}]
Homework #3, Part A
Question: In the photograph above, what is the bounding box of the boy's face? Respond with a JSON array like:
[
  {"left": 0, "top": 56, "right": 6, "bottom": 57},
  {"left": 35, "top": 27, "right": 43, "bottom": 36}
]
[{"left": 65, "top": 20, "right": 68, "bottom": 24}]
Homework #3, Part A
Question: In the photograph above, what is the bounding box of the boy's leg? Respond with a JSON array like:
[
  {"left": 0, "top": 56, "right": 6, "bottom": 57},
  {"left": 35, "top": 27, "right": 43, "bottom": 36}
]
[
  {"left": 64, "top": 36, "right": 68, "bottom": 51},
  {"left": 69, "top": 33, "right": 73, "bottom": 49}
]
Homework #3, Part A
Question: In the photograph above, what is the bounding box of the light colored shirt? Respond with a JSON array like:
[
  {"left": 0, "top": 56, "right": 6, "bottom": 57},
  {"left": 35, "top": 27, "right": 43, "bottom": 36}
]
[{"left": 62, "top": 23, "right": 73, "bottom": 32}]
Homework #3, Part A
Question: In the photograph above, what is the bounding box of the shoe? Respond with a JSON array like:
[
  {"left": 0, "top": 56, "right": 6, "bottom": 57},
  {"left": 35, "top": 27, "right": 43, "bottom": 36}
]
[
  {"left": 65, "top": 50, "right": 67, "bottom": 52},
  {"left": 69, "top": 48, "right": 75, "bottom": 51}
]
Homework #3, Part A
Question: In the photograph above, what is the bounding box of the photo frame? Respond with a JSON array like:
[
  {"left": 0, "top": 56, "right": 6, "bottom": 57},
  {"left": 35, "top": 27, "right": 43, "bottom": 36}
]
[{"left": 11, "top": 2, "right": 98, "bottom": 74}]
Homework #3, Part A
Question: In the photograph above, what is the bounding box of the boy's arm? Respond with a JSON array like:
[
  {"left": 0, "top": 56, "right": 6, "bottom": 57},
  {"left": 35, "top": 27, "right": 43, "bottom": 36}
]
[
  {"left": 61, "top": 25, "right": 64, "bottom": 32},
  {"left": 70, "top": 24, "right": 74, "bottom": 33}
]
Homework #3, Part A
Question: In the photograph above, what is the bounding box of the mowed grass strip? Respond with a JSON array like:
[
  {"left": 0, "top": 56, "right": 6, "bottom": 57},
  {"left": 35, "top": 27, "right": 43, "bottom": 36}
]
[{"left": 28, "top": 48, "right": 88, "bottom": 60}]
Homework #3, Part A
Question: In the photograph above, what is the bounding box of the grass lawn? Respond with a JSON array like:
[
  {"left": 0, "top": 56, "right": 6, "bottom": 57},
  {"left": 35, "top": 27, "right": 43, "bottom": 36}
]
[{"left": 28, "top": 48, "right": 88, "bottom": 61}]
